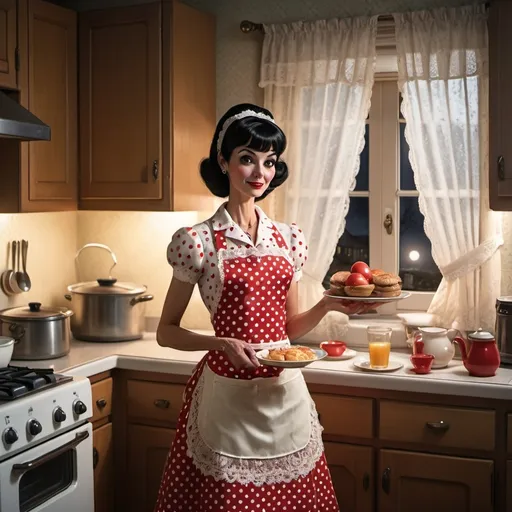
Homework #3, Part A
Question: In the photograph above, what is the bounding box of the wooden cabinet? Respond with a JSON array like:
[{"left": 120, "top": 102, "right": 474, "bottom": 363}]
[
  {"left": 490, "top": 0, "right": 512, "bottom": 210},
  {"left": 378, "top": 450, "right": 494, "bottom": 512},
  {"left": 127, "top": 425, "right": 176, "bottom": 512},
  {"left": 0, "top": 0, "right": 17, "bottom": 89},
  {"left": 507, "top": 461, "right": 512, "bottom": 512},
  {"left": 0, "top": 0, "right": 77, "bottom": 212},
  {"left": 93, "top": 422, "right": 114, "bottom": 512},
  {"left": 79, "top": 0, "right": 216, "bottom": 211},
  {"left": 324, "top": 442, "right": 373, "bottom": 512}
]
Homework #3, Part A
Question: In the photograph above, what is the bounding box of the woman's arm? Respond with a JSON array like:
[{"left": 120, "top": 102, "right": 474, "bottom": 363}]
[
  {"left": 157, "top": 278, "right": 259, "bottom": 368},
  {"left": 285, "top": 280, "right": 377, "bottom": 341}
]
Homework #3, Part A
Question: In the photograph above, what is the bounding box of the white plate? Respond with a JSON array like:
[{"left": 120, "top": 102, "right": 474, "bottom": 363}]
[
  {"left": 324, "top": 348, "right": 357, "bottom": 361},
  {"left": 323, "top": 291, "right": 411, "bottom": 303},
  {"left": 353, "top": 359, "right": 404, "bottom": 372},
  {"left": 256, "top": 347, "right": 327, "bottom": 368}
]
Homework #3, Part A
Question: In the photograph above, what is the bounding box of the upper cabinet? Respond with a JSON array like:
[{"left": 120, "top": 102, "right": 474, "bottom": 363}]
[
  {"left": 0, "top": 0, "right": 77, "bottom": 212},
  {"left": 489, "top": 0, "right": 512, "bottom": 211},
  {"left": 0, "top": 0, "right": 17, "bottom": 89},
  {"left": 79, "top": 0, "right": 217, "bottom": 211}
]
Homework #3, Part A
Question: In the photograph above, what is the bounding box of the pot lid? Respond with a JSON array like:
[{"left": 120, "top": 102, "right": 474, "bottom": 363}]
[
  {"left": 68, "top": 279, "right": 147, "bottom": 295},
  {"left": 497, "top": 296, "right": 512, "bottom": 304},
  {"left": 0, "top": 302, "right": 72, "bottom": 321},
  {"left": 468, "top": 328, "right": 495, "bottom": 341}
]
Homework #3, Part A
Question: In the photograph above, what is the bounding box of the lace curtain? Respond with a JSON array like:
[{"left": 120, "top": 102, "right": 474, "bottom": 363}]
[
  {"left": 260, "top": 18, "right": 377, "bottom": 339},
  {"left": 394, "top": 5, "right": 503, "bottom": 333}
]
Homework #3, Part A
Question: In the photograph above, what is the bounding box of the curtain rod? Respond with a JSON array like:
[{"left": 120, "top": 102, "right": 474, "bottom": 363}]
[{"left": 239, "top": 3, "right": 491, "bottom": 34}]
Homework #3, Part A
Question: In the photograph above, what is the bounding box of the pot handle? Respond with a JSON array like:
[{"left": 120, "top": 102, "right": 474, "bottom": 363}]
[
  {"left": 8, "top": 323, "right": 25, "bottom": 344},
  {"left": 75, "top": 243, "right": 118, "bottom": 282},
  {"left": 130, "top": 295, "right": 154, "bottom": 306},
  {"left": 64, "top": 294, "right": 72, "bottom": 301}
]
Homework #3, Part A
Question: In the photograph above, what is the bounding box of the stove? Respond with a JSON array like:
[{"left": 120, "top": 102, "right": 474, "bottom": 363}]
[{"left": 0, "top": 365, "right": 93, "bottom": 512}]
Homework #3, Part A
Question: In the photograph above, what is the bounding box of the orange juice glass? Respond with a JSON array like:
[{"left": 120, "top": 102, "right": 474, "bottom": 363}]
[{"left": 367, "top": 326, "right": 392, "bottom": 369}]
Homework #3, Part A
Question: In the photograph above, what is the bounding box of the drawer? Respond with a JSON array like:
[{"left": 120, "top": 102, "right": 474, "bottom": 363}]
[
  {"left": 127, "top": 380, "right": 185, "bottom": 426},
  {"left": 380, "top": 400, "right": 495, "bottom": 451},
  {"left": 312, "top": 393, "right": 373, "bottom": 439},
  {"left": 91, "top": 377, "right": 113, "bottom": 424},
  {"left": 508, "top": 414, "right": 512, "bottom": 454}
]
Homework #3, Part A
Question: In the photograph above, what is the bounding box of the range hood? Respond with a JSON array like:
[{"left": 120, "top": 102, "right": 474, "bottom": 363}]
[{"left": 0, "top": 91, "right": 50, "bottom": 141}]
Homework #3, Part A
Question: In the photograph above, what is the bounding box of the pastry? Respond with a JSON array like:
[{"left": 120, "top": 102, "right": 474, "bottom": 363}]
[
  {"left": 372, "top": 273, "right": 402, "bottom": 297},
  {"left": 329, "top": 271, "right": 351, "bottom": 296},
  {"left": 344, "top": 284, "right": 375, "bottom": 297},
  {"left": 370, "top": 268, "right": 387, "bottom": 277},
  {"left": 265, "top": 346, "right": 317, "bottom": 362}
]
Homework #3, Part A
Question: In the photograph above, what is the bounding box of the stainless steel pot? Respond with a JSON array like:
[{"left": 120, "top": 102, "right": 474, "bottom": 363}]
[
  {"left": 0, "top": 302, "right": 72, "bottom": 360},
  {"left": 67, "top": 243, "right": 153, "bottom": 342},
  {"left": 65, "top": 279, "right": 153, "bottom": 341}
]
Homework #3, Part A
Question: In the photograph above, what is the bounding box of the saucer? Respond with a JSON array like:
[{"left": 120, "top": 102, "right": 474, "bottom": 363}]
[
  {"left": 410, "top": 367, "right": 431, "bottom": 375},
  {"left": 353, "top": 359, "right": 403, "bottom": 372},
  {"left": 324, "top": 348, "right": 357, "bottom": 361}
]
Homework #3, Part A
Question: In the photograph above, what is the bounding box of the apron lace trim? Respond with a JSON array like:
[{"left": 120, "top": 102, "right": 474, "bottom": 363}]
[{"left": 185, "top": 367, "right": 324, "bottom": 486}]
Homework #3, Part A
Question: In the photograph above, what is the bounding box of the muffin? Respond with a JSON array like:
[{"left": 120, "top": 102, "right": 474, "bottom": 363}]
[
  {"left": 329, "top": 271, "right": 351, "bottom": 296},
  {"left": 372, "top": 273, "right": 402, "bottom": 297}
]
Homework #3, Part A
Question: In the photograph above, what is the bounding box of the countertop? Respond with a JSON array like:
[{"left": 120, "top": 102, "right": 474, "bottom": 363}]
[{"left": 12, "top": 332, "right": 512, "bottom": 400}]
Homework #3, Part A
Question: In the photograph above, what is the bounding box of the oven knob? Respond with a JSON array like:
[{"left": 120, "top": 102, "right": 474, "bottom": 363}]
[
  {"left": 73, "top": 400, "right": 87, "bottom": 415},
  {"left": 27, "top": 419, "right": 42, "bottom": 436},
  {"left": 53, "top": 407, "right": 67, "bottom": 423},
  {"left": 3, "top": 427, "right": 18, "bottom": 445}
]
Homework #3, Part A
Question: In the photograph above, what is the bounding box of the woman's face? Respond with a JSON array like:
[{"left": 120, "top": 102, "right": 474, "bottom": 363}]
[{"left": 220, "top": 146, "right": 277, "bottom": 200}]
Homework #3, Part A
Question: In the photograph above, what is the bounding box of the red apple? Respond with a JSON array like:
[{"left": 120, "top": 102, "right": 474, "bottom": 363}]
[
  {"left": 345, "top": 272, "right": 369, "bottom": 287},
  {"left": 350, "top": 261, "right": 372, "bottom": 283}
]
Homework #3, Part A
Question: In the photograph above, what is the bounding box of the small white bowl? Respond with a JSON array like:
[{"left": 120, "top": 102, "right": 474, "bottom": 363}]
[{"left": 0, "top": 336, "right": 14, "bottom": 367}]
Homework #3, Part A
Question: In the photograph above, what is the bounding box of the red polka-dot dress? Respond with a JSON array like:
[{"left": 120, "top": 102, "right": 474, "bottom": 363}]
[{"left": 155, "top": 205, "right": 339, "bottom": 512}]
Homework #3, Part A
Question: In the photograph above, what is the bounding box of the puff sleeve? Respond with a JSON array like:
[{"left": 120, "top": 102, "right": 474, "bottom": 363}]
[
  {"left": 166, "top": 227, "right": 205, "bottom": 284},
  {"left": 289, "top": 223, "right": 308, "bottom": 281}
]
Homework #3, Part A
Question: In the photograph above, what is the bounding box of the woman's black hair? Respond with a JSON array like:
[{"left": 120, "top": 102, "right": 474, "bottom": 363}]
[{"left": 200, "top": 103, "right": 289, "bottom": 202}]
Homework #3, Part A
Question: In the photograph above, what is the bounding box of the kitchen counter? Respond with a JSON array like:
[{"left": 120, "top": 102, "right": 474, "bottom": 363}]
[{"left": 12, "top": 332, "right": 512, "bottom": 400}]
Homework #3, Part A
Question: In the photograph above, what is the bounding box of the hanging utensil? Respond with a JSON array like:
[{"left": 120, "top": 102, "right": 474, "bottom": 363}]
[
  {"left": 1, "top": 241, "right": 22, "bottom": 295},
  {"left": 15, "top": 241, "right": 29, "bottom": 292},
  {"left": 19, "top": 240, "right": 32, "bottom": 292}
]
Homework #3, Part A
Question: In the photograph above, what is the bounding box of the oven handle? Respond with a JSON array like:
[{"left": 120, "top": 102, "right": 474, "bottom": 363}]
[{"left": 12, "top": 430, "right": 90, "bottom": 472}]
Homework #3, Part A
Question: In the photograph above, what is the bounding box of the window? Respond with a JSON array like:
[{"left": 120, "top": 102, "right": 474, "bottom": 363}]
[{"left": 323, "top": 81, "right": 442, "bottom": 311}]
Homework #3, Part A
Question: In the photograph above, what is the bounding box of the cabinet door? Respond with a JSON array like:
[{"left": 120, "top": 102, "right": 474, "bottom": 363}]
[
  {"left": 379, "top": 449, "right": 493, "bottom": 512},
  {"left": 508, "top": 461, "right": 512, "bottom": 512},
  {"left": 93, "top": 422, "right": 114, "bottom": 512},
  {"left": 490, "top": 0, "right": 512, "bottom": 210},
  {"left": 0, "top": 0, "right": 16, "bottom": 89},
  {"left": 127, "top": 425, "right": 175, "bottom": 512},
  {"left": 79, "top": 3, "right": 161, "bottom": 206},
  {"left": 21, "top": 0, "right": 77, "bottom": 210},
  {"left": 324, "top": 442, "right": 373, "bottom": 512}
]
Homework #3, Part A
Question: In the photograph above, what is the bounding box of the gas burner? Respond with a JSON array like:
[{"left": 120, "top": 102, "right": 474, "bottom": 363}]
[{"left": 0, "top": 365, "right": 72, "bottom": 401}]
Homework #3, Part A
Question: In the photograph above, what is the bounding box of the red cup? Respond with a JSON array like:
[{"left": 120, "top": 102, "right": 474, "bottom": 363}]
[
  {"left": 320, "top": 341, "right": 347, "bottom": 357},
  {"left": 410, "top": 353, "right": 435, "bottom": 374}
]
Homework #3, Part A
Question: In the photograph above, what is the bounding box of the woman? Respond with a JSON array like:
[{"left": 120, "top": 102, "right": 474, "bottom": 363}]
[{"left": 155, "top": 103, "right": 368, "bottom": 512}]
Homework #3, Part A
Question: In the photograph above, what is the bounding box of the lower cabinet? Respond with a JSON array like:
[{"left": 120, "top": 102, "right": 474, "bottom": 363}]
[
  {"left": 93, "top": 422, "right": 114, "bottom": 512},
  {"left": 127, "top": 425, "right": 176, "bottom": 512},
  {"left": 324, "top": 442, "right": 373, "bottom": 512},
  {"left": 507, "top": 461, "right": 512, "bottom": 512},
  {"left": 378, "top": 450, "right": 494, "bottom": 512}
]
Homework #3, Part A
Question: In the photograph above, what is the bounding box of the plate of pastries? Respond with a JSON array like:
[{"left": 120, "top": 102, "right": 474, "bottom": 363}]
[
  {"left": 324, "top": 261, "right": 411, "bottom": 302},
  {"left": 257, "top": 346, "right": 327, "bottom": 368}
]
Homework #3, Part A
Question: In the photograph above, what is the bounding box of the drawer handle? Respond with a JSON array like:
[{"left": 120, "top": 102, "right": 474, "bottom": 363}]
[
  {"left": 93, "top": 447, "right": 99, "bottom": 469},
  {"left": 426, "top": 420, "right": 450, "bottom": 432},
  {"left": 382, "top": 467, "right": 391, "bottom": 494},
  {"left": 363, "top": 472, "right": 370, "bottom": 491},
  {"left": 154, "top": 399, "right": 170, "bottom": 409},
  {"left": 96, "top": 398, "right": 107, "bottom": 409}
]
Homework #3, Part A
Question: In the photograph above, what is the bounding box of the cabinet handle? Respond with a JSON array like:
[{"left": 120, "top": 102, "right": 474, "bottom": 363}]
[
  {"left": 93, "top": 447, "right": 99, "bottom": 469},
  {"left": 96, "top": 398, "right": 107, "bottom": 409},
  {"left": 152, "top": 160, "right": 159, "bottom": 181},
  {"left": 382, "top": 467, "right": 391, "bottom": 494},
  {"left": 498, "top": 155, "right": 505, "bottom": 181},
  {"left": 426, "top": 420, "right": 450, "bottom": 432},
  {"left": 363, "top": 472, "right": 370, "bottom": 491},
  {"left": 154, "top": 399, "right": 170, "bottom": 409}
]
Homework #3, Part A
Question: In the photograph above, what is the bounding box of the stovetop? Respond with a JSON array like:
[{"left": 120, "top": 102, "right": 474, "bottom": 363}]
[{"left": 0, "top": 366, "right": 72, "bottom": 401}]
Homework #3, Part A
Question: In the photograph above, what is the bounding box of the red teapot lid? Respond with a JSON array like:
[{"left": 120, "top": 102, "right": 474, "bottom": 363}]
[{"left": 468, "top": 329, "right": 494, "bottom": 341}]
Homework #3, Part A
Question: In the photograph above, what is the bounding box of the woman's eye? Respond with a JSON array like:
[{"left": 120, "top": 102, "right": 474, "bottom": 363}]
[
  {"left": 240, "top": 155, "right": 252, "bottom": 164},
  {"left": 265, "top": 160, "right": 276, "bottom": 168}
]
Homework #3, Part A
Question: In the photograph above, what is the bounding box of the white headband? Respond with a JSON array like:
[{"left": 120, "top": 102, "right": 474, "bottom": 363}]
[{"left": 216, "top": 109, "right": 276, "bottom": 153}]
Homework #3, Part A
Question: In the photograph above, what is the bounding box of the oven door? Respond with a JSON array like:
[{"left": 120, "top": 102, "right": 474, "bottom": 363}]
[{"left": 0, "top": 422, "right": 93, "bottom": 512}]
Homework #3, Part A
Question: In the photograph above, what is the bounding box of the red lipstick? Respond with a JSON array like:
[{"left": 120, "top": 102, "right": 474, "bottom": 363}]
[{"left": 247, "top": 182, "right": 264, "bottom": 189}]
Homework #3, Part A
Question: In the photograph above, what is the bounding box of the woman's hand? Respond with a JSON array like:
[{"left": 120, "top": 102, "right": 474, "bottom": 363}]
[
  {"left": 321, "top": 296, "right": 381, "bottom": 316},
  {"left": 221, "top": 338, "right": 260, "bottom": 369}
]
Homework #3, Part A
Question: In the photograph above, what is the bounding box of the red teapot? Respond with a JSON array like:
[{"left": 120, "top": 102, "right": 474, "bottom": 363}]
[{"left": 452, "top": 329, "right": 500, "bottom": 377}]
